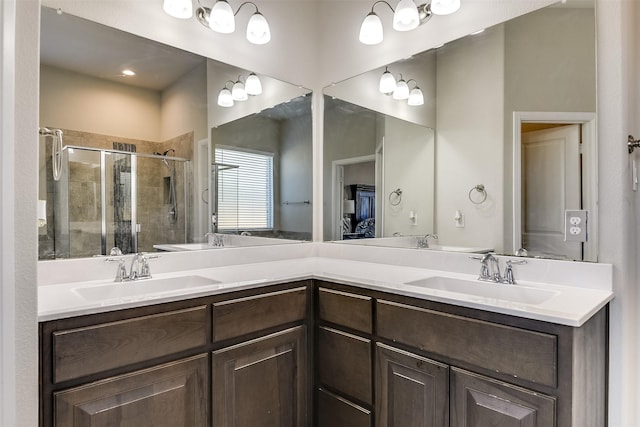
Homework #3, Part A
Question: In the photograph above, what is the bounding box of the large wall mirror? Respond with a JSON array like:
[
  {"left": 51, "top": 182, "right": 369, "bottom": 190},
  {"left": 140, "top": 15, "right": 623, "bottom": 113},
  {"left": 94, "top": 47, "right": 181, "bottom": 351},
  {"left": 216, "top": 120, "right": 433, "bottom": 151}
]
[
  {"left": 324, "top": 1, "right": 598, "bottom": 262},
  {"left": 39, "top": 6, "right": 312, "bottom": 260}
]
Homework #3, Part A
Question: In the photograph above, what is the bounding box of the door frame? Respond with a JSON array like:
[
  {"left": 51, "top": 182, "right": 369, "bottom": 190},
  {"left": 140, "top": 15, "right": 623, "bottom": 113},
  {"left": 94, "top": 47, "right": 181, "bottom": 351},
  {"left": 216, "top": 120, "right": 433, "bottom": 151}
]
[
  {"left": 331, "top": 154, "right": 376, "bottom": 240},
  {"left": 512, "top": 111, "right": 597, "bottom": 261}
]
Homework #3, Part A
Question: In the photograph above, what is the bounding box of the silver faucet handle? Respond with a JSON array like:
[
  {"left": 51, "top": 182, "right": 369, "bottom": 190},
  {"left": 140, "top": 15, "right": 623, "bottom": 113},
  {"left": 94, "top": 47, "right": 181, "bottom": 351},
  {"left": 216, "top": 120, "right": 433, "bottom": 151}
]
[
  {"left": 502, "top": 259, "right": 527, "bottom": 284},
  {"left": 106, "top": 257, "right": 128, "bottom": 282},
  {"left": 469, "top": 254, "right": 493, "bottom": 281}
]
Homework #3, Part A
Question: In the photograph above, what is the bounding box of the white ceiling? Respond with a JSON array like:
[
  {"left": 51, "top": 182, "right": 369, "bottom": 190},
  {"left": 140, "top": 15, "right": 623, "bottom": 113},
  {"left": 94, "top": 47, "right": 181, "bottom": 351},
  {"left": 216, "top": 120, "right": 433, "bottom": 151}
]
[{"left": 40, "top": 6, "right": 205, "bottom": 91}]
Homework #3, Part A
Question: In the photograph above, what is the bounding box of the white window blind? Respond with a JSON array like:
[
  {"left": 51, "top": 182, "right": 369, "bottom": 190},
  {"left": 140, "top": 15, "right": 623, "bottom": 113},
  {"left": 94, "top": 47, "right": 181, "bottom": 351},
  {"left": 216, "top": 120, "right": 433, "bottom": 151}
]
[{"left": 215, "top": 147, "right": 274, "bottom": 231}]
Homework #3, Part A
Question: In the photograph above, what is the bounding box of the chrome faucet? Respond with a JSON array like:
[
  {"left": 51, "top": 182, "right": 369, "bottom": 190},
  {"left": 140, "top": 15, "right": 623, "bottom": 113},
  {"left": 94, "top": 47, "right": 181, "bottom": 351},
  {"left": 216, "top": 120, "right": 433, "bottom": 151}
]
[
  {"left": 471, "top": 253, "right": 526, "bottom": 284},
  {"left": 417, "top": 233, "right": 439, "bottom": 249},
  {"left": 106, "top": 252, "right": 158, "bottom": 282}
]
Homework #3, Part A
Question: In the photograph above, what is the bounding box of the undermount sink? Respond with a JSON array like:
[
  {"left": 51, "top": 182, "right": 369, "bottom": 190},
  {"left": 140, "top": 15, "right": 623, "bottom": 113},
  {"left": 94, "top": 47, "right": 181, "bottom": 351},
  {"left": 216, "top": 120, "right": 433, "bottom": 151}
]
[
  {"left": 74, "top": 275, "right": 221, "bottom": 301},
  {"left": 425, "top": 245, "right": 493, "bottom": 253},
  {"left": 404, "top": 276, "right": 559, "bottom": 305}
]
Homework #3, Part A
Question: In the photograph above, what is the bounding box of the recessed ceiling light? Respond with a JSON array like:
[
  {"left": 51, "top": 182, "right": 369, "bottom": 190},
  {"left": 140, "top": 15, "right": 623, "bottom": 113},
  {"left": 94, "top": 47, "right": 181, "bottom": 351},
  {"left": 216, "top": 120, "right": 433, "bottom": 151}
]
[
  {"left": 470, "top": 29, "right": 485, "bottom": 35},
  {"left": 122, "top": 69, "right": 136, "bottom": 76}
]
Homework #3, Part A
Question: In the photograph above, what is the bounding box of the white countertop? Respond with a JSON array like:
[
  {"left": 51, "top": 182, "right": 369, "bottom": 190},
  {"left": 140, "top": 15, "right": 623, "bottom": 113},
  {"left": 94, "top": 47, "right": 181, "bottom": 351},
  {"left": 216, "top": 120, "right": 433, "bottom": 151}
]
[{"left": 38, "top": 254, "right": 614, "bottom": 327}]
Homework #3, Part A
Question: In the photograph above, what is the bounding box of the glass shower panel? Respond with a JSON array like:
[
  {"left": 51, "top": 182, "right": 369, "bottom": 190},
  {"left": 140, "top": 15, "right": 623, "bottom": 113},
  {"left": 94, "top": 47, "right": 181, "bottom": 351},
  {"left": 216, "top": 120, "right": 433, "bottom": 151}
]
[
  {"left": 54, "top": 148, "right": 102, "bottom": 258},
  {"left": 104, "top": 152, "right": 135, "bottom": 254}
]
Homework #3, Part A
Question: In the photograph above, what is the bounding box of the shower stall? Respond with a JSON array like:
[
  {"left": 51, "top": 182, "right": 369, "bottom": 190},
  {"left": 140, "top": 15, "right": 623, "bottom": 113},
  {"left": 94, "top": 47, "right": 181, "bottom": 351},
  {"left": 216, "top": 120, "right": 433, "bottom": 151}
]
[{"left": 40, "top": 144, "right": 190, "bottom": 259}]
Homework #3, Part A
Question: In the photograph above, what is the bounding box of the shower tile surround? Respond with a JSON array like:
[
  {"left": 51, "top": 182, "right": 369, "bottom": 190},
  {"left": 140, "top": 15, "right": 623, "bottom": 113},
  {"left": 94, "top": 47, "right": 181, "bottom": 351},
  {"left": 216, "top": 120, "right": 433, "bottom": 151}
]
[{"left": 39, "top": 129, "right": 193, "bottom": 259}]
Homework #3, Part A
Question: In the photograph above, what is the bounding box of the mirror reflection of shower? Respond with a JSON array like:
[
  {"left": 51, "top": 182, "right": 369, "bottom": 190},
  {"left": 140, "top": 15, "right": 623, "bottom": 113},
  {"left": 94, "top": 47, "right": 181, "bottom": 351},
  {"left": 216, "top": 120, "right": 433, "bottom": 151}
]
[
  {"left": 38, "top": 140, "right": 191, "bottom": 260},
  {"left": 156, "top": 149, "right": 178, "bottom": 225},
  {"left": 39, "top": 127, "right": 63, "bottom": 181}
]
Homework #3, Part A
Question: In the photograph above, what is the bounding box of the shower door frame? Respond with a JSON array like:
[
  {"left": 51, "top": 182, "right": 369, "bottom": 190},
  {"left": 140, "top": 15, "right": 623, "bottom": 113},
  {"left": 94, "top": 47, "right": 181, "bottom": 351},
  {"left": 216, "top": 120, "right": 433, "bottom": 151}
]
[{"left": 63, "top": 145, "right": 190, "bottom": 256}]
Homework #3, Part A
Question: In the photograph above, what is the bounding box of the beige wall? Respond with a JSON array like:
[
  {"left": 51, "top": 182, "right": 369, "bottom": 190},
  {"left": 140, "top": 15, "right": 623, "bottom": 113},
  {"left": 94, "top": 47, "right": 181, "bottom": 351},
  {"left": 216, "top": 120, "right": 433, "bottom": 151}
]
[
  {"left": 40, "top": 65, "right": 161, "bottom": 141},
  {"left": 435, "top": 25, "right": 505, "bottom": 252},
  {"left": 161, "top": 62, "right": 208, "bottom": 142},
  {"left": 383, "top": 116, "right": 435, "bottom": 237}
]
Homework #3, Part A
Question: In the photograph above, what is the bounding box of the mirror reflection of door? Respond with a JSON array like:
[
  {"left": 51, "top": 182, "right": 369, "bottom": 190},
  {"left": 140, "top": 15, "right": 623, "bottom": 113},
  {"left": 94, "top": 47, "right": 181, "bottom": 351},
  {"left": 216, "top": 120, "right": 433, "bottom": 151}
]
[
  {"left": 521, "top": 124, "right": 582, "bottom": 260},
  {"left": 334, "top": 159, "right": 376, "bottom": 240}
]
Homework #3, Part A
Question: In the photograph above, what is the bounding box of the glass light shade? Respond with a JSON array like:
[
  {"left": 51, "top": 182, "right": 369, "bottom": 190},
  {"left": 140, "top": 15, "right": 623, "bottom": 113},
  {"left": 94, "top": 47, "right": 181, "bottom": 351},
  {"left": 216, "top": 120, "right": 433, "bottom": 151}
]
[
  {"left": 245, "top": 73, "right": 262, "bottom": 95},
  {"left": 232, "top": 81, "right": 248, "bottom": 101},
  {"left": 163, "top": 0, "right": 193, "bottom": 19},
  {"left": 209, "top": 0, "right": 235, "bottom": 33},
  {"left": 247, "top": 12, "right": 271, "bottom": 44},
  {"left": 379, "top": 70, "right": 397, "bottom": 94},
  {"left": 217, "top": 88, "right": 234, "bottom": 107},
  {"left": 430, "top": 0, "right": 461, "bottom": 15},
  {"left": 393, "top": 79, "right": 410, "bottom": 99},
  {"left": 408, "top": 87, "right": 424, "bottom": 105},
  {"left": 393, "top": 0, "right": 419, "bottom": 31},
  {"left": 359, "top": 12, "right": 384, "bottom": 45}
]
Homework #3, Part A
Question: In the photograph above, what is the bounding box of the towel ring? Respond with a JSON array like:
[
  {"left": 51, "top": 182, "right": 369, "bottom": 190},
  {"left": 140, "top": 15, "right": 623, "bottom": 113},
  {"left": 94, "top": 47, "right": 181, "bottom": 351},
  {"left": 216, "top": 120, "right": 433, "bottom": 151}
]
[
  {"left": 468, "top": 184, "right": 487, "bottom": 204},
  {"left": 389, "top": 188, "right": 402, "bottom": 206}
]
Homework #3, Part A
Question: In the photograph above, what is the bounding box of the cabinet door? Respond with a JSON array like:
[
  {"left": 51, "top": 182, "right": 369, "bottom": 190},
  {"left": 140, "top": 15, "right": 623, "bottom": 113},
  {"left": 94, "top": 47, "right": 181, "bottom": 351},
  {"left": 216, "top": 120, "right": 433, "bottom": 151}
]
[
  {"left": 212, "top": 326, "right": 307, "bottom": 427},
  {"left": 376, "top": 343, "right": 449, "bottom": 427},
  {"left": 317, "top": 387, "right": 371, "bottom": 427},
  {"left": 54, "top": 354, "right": 209, "bottom": 427},
  {"left": 451, "top": 368, "right": 556, "bottom": 427}
]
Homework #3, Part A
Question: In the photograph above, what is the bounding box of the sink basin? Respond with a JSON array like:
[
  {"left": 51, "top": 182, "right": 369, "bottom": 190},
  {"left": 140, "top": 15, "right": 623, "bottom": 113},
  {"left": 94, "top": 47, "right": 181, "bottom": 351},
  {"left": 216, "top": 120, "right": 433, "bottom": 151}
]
[
  {"left": 404, "top": 276, "right": 558, "bottom": 305},
  {"left": 74, "top": 275, "right": 221, "bottom": 301}
]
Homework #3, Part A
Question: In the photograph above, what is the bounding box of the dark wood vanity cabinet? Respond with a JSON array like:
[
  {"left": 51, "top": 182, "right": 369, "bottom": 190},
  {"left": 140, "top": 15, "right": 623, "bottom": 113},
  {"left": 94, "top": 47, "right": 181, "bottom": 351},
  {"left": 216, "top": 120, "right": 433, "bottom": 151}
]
[
  {"left": 314, "top": 281, "right": 608, "bottom": 427},
  {"left": 39, "top": 281, "right": 311, "bottom": 427}
]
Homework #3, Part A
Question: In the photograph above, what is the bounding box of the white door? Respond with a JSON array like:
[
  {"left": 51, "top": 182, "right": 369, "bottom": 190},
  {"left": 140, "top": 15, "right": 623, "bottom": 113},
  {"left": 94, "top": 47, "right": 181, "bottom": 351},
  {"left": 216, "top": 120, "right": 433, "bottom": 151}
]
[{"left": 521, "top": 124, "right": 582, "bottom": 260}]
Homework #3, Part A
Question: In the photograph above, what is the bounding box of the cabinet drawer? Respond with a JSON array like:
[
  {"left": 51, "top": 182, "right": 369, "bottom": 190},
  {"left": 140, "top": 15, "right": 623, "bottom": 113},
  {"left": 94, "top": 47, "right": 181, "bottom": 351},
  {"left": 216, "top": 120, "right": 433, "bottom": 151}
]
[
  {"left": 212, "top": 286, "right": 307, "bottom": 342},
  {"left": 376, "top": 300, "right": 557, "bottom": 387},
  {"left": 317, "top": 387, "right": 371, "bottom": 427},
  {"left": 53, "top": 306, "right": 208, "bottom": 383},
  {"left": 318, "top": 287, "right": 372, "bottom": 333},
  {"left": 55, "top": 354, "right": 209, "bottom": 427},
  {"left": 318, "top": 326, "right": 372, "bottom": 405}
]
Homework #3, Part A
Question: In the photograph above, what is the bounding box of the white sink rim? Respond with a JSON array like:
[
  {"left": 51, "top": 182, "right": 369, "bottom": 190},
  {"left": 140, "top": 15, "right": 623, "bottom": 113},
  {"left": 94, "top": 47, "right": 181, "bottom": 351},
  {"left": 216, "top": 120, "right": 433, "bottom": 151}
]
[
  {"left": 404, "top": 276, "right": 559, "bottom": 305},
  {"left": 73, "top": 275, "right": 221, "bottom": 301}
]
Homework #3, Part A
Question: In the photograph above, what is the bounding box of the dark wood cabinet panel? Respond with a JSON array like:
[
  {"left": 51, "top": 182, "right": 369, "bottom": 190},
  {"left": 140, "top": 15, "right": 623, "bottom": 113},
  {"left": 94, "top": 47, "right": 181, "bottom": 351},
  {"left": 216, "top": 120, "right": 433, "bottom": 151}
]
[
  {"left": 212, "top": 286, "right": 307, "bottom": 342},
  {"left": 212, "top": 326, "right": 307, "bottom": 427},
  {"left": 318, "top": 287, "right": 372, "bottom": 334},
  {"left": 450, "top": 367, "right": 556, "bottom": 427},
  {"left": 317, "top": 387, "right": 371, "bottom": 427},
  {"left": 53, "top": 305, "right": 208, "bottom": 383},
  {"left": 376, "top": 343, "right": 449, "bottom": 427},
  {"left": 54, "top": 354, "right": 209, "bottom": 427},
  {"left": 376, "top": 299, "right": 558, "bottom": 387},
  {"left": 317, "top": 326, "right": 372, "bottom": 405}
]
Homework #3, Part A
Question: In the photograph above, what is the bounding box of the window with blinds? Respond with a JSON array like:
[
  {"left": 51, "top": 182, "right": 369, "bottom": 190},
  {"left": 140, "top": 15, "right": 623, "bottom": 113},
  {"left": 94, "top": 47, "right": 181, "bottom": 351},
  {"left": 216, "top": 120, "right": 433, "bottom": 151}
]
[{"left": 215, "top": 146, "right": 274, "bottom": 231}]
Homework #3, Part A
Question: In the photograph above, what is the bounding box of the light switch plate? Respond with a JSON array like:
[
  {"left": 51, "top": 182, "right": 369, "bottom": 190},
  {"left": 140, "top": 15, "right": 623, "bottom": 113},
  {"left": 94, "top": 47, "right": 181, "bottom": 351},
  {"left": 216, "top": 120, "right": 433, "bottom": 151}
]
[{"left": 564, "top": 210, "right": 588, "bottom": 242}]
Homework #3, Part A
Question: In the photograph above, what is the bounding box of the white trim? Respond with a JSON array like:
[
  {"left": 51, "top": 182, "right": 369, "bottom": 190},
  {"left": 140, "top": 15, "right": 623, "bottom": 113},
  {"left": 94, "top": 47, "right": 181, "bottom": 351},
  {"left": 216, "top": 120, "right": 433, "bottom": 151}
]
[
  {"left": 513, "top": 111, "right": 598, "bottom": 261},
  {"left": 331, "top": 154, "right": 376, "bottom": 240}
]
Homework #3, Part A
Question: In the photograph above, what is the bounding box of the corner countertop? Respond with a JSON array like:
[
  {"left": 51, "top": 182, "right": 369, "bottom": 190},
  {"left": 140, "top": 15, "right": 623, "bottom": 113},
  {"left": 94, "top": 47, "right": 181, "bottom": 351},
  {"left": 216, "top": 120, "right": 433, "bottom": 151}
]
[{"left": 38, "top": 255, "right": 613, "bottom": 327}]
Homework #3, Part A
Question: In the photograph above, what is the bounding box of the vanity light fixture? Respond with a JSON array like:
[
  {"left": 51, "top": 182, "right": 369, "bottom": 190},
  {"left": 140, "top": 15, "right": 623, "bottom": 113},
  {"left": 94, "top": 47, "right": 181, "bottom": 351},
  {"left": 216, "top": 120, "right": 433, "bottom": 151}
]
[
  {"left": 392, "top": 75, "right": 410, "bottom": 100},
  {"left": 245, "top": 73, "right": 262, "bottom": 95},
  {"left": 232, "top": 77, "right": 248, "bottom": 101},
  {"left": 163, "top": 0, "right": 193, "bottom": 19},
  {"left": 379, "top": 68, "right": 424, "bottom": 106},
  {"left": 217, "top": 81, "right": 235, "bottom": 107},
  {"left": 407, "top": 79, "right": 424, "bottom": 106},
  {"left": 218, "top": 73, "right": 262, "bottom": 107},
  {"left": 359, "top": 0, "right": 460, "bottom": 45},
  {"left": 379, "top": 66, "right": 397, "bottom": 94},
  {"left": 191, "top": 1, "right": 271, "bottom": 44}
]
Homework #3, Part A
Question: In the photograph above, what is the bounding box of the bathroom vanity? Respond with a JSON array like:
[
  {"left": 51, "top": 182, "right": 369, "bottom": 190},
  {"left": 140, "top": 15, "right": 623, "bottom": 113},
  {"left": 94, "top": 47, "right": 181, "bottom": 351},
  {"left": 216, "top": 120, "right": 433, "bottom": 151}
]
[{"left": 38, "top": 249, "right": 611, "bottom": 427}]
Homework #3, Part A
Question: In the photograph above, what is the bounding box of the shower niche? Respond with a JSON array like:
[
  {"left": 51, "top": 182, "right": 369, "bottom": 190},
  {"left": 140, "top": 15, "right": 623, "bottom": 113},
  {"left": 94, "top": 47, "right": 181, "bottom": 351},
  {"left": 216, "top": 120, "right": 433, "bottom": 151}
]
[{"left": 43, "top": 146, "right": 190, "bottom": 259}]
